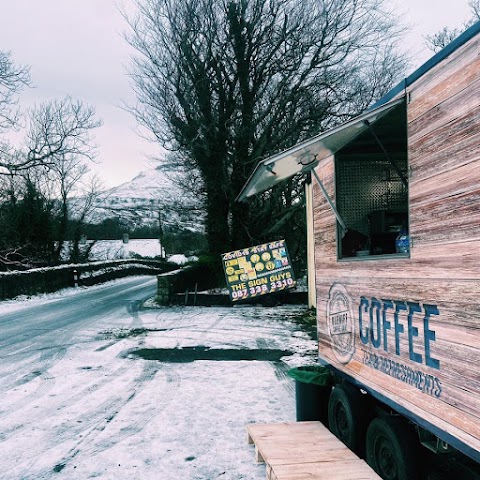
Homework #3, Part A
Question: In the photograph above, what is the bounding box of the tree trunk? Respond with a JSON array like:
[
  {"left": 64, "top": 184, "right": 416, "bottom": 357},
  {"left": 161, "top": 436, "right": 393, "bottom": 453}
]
[
  {"left": 54, "top": 196, "right": 68, "bottom": 262},
  {"left": 205, "top": 187, "right": 230, "bottom": 256},
  {"left": 230, "top": 195, "right": 251, "bottom": 249}
]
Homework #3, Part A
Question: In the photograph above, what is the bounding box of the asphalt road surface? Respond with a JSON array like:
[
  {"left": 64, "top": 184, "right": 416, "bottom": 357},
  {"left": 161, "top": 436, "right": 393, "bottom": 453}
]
[{"left": 0, "top": 275, "right": 157, "bottom": 361}]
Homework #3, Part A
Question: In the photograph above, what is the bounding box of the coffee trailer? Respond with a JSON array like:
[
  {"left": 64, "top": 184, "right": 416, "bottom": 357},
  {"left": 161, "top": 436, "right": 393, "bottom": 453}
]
[{"left": 238, "top": 22, "right": 480, "bottom": 478}]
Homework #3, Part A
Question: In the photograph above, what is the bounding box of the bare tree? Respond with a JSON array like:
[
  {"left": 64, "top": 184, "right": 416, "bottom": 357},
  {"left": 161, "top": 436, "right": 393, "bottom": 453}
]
[
  {"left": 21, "top": 144, "right": 103, "bottom": 263},
  {"left": 426, "top": 0, "right": 480, "bottom": 52},
  {"left": 0, "top": 50, "right": 30, "bottom": 132},
  {"left": 68, "top": 174, "right": 104, "bottom": 263},
  {"left": 49, "top": 155, "right": 90, "bottom": 260},
  {"left": 125, "top": 0, "right": 408, "bottom": 256},
  {"left": 0, "top": 96, "right": 102, "bottom": 268},
  {"left": 0, "top": 51, "right": 31, "bottom": 174},
  {"left": 22, "top": 98, "right": 100, "bottom": 262},
  {"left": 0, "top": 96, "right": 101, "bottom": 174},
  {"left": 22, "top": 97, "right": 101, "bottom": 171},
  {"left": 0, "top": 49, "right": 103, "bottom": 268}
]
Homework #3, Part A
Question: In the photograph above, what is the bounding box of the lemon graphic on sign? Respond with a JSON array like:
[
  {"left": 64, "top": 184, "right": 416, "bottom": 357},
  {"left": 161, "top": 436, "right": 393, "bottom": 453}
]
[
  {"left": 261, "top": 252, "right": 271, "bottom": 262},
  {"left": 250, "top": 254, "right": 260, "bottom": 264},
  {"left": 266, "top": 261, "right": 275, "bottom": 271},
  {"left": 255, "top": 262, "right": 264, "bottom": 272},
  {"left": 226, "top": 266, "right": 235, "bottom": 275}
]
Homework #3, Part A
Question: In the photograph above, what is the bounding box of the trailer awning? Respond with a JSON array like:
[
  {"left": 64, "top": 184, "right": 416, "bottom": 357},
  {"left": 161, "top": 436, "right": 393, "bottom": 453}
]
[{"left": 236, "top": 97, "right": 405, "bottom": 202}]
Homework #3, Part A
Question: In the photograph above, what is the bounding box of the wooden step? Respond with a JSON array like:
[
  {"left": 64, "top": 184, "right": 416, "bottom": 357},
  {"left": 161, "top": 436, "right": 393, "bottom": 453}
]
[{"left": 247, "top": 421, "right": 382, "bottom": 480}]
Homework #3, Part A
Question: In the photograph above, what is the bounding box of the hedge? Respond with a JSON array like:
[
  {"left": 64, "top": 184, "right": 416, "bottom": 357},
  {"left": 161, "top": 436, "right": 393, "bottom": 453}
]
[{"left": 0, "top": 259, "right": 172, "bottom": 300}]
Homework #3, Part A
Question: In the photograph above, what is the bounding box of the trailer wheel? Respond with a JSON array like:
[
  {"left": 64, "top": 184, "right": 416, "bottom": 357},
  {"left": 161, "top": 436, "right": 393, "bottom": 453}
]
[
  {"left": 366, "top": 416, "right": 419, "bottom": 480},
  {"left": 327, "top": 384, "right": 366, "bottom": 455}
]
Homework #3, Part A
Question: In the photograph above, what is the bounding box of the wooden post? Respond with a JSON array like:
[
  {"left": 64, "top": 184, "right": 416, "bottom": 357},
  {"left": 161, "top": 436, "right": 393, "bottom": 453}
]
[
  {"left": 305, "top": 179, "right": 316, "bottom": 309},
  {"left": 158, "top": 210, "right": 165, "bottom": 259},
  {"left": 157, "top": 274, "right": 173, "bottom": 305}
]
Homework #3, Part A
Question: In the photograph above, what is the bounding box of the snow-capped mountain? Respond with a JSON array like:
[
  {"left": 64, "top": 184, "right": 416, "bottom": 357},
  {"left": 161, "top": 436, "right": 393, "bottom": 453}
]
[{"left": 87, "top": 166, "right": 203, "bottom": 232}]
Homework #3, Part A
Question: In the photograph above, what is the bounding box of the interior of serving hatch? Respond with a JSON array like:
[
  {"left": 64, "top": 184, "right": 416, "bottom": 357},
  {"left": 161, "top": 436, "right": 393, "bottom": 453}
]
[{"left": 335, "top": 101, "right": 409, "bottom": 259}]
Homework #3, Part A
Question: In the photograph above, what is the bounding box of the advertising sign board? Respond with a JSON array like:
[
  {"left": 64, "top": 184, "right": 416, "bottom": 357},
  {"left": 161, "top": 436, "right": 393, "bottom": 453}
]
[{"left": 221, "top": 239, "right": 296, "bottom": 302}]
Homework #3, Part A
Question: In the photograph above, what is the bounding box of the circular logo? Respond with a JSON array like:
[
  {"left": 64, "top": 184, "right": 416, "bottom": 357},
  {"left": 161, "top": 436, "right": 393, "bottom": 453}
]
[
  {"left": 261, "top": 252, "right": 271, "bottom": 262},
  {"left": 250, "top": 254, "right": 260, "bottom": 264},
  {"left": 255, "top": 262, "right": 264, "bottom": 272},
  {"left": 265, "top": 261, "right": 275, "bottom": 271},
  {"left": 226, "top": 266, "right": 235, "bottom": 275},
  {"left": 326, "top": 284, "right": 355, "bottom": 364}
]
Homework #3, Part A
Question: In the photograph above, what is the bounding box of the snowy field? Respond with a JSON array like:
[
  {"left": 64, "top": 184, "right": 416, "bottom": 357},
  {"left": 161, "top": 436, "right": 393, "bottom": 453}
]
[
  {"left": 0, "top": 280, "right": 316, "bottom": 479},
  {"left": 85, "top": 239, "right": 163, "bottom": 260},
  {"left": 68, "top": 239, "right": 195, "bottom": 265}
]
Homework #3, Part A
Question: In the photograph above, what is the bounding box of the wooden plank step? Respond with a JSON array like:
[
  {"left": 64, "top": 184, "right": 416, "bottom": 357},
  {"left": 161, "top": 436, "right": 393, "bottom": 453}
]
[
  {"left": 267, "top": 460, "right": 383, "bottom": 480},
  {"left": 246, "top": 422, "right": 382, "bottom": 480}
]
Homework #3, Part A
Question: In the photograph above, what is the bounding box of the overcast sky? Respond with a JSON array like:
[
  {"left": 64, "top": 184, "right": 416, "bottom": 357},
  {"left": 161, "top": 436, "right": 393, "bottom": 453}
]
[{"left": 0, "top": 0, "right": 474, "bottom": 189}]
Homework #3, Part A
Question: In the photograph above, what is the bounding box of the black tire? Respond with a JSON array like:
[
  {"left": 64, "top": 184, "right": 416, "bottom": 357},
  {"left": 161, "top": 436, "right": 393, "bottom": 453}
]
[
  {"left": 327, "top": 384, "right": 366, "bottom": 455},
  {"left": 366, "top": 416, "right": 419, "bottom": 480}
]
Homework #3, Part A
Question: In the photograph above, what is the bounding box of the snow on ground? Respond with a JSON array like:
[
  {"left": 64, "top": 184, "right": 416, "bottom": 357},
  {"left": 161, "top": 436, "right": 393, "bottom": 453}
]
[
  {"left": 0, "top": 286, "right": 317, "bottom": 480},
  {"left": 88, "top": 239, "right": 163, "bottom": 259},
  {"left": 58, "top": 239, "right": 164, "bottom": 261},
  {"left": 0, "top": 276, "right": 150, "bottom": 315},
  {"left": 68, "top": 239, "right": 197, "bottom": 263},
  {"left": 167, "top": 253, "right": 198, "bottom": 265}
]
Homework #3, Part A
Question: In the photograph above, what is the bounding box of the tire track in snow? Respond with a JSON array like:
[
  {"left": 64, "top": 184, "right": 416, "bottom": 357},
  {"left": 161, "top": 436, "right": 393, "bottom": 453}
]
[
  {"left": 0, "top": 344, "right": 66, "bottom": 421},
  {"left": 20, "top": 361, "right": 181, "bottom": 478},
  {"left": 256, "top": 337, "right": 294, "bottom": 396},
  {"left": 7, "top": 341, "right": 141, "bottom": 446},
  {"left": 273, "top": 361, "right": 295, "bottom": 395},
  {"left": 82, "top": 361, "right": 181, "bottom": 456},
  {"left": 0, "top": 326, "right": 70, "bottom": 390},
  {"left": 0, "top": 304, "right": 143, "bottom": 442},
  {"left": 0, "top": 348, "right": 41, "bottom": 390},
  {"left": 93, "top": 300, "right": 146, "bottom": 353},
  {"left": 2, "top": 328, "right": 141, "bottom": 475}
]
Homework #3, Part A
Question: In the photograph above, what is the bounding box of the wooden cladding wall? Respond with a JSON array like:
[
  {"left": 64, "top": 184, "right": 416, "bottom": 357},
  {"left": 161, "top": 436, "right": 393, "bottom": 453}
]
[{"left": 313, "top": 33, "right": 480, "bottom": 456}]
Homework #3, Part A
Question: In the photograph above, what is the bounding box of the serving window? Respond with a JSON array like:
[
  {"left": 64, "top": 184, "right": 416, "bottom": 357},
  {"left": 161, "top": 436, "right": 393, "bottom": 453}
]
[{"left": 335, "top": 101, "right": 409, "bottom": 260}]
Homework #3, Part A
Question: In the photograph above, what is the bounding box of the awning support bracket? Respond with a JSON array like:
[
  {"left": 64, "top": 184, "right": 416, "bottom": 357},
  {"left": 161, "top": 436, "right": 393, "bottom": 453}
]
[
  {"left": 311, "top": 168, "right": 347, "bottom": 232},
  {"left": 363, "top": 120, "right": 408, "bottom": 189}
]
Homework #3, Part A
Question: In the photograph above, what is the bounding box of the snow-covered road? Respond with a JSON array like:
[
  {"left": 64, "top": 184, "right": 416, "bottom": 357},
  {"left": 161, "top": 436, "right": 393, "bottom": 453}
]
[{"left": 0, "top": 277, "right": 316, "bottom": 479}]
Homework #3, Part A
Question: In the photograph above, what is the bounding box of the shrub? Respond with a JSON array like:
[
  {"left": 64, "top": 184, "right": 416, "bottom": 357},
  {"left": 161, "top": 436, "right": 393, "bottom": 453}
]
[{"left": 171, "top": 255, "right": 224, "bottom": 293}]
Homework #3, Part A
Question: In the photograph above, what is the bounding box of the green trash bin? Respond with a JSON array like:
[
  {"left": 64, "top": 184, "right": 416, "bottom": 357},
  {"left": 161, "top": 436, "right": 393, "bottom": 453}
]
[{"left": 288, "top": 365, "right": 333, "bottom": 425}]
